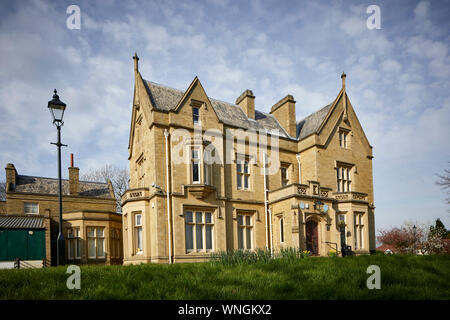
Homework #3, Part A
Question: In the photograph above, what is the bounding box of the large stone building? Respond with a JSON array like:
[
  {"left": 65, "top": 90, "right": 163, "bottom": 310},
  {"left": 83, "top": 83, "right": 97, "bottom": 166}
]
[
  {"left": 121, "top": 54, "right": 375, "bottom": 264},
  {"left": 1, "top": 157, "right": 123, "bottom": 266}
]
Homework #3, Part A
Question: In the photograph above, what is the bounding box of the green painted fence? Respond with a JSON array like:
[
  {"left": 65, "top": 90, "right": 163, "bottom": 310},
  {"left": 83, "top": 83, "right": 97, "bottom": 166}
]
[{"left": 0, "top": 229, "right": 46, "bottom": 261}]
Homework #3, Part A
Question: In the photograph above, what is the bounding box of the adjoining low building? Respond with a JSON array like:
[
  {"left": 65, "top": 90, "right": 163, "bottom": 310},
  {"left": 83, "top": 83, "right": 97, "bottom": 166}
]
[{"left": 2, "top": 157, "right": 123, "bottom": 266}]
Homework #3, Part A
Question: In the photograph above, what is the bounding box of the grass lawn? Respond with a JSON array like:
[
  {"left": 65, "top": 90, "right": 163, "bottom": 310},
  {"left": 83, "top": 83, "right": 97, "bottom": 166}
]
[{"left": 0, "top": 254, "right": 449, "bottom": 300}]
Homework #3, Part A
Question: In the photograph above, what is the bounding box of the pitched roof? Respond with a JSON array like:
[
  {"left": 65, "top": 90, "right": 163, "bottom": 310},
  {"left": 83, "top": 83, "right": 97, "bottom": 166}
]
[
  {"left": 0, "top": 215, "right": 45, "bottom": 229},
  {"left": 11, "top": 175, "right": 112, "bottom": 198},
  {"left": 144, "top": 80, "right": 293, "bottom": 139},
  {"left": 296, "top": 103, "right": 333, "bottom": 140}
]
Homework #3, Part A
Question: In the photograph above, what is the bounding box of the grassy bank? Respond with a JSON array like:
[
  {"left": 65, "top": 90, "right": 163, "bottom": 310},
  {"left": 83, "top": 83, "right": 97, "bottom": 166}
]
[{"left": 0, "top": 254, "right": 449, "bottom": 300}]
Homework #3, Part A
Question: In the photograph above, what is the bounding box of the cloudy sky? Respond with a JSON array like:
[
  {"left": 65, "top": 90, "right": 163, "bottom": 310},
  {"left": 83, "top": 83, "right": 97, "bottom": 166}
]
[{"left": 0, "top": 0, "right": 449, "bottom": 231}]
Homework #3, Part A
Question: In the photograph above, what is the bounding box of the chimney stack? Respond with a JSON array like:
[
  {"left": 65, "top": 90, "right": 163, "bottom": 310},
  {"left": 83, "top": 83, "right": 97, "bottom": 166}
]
[
  {"left": 270, "top": 95, "right": 297, "bottom": 137},
  {"left": 68, "top": 153, "right": 80, "bottom": 196},
  {"left": 236, "top": 89, "right": 255, "bottom": 119},
  {"left": 5, "top": 163, "right": 17, "bottom": 192}
]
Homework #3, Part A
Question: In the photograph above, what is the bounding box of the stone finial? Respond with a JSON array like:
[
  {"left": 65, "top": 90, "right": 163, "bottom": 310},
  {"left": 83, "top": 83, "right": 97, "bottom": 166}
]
[
  {"left": 341, "top": 71, "right": 346, "bottom": 89},
  {"left": 133, "top": 52, "right": 139, "bottom": 72}
]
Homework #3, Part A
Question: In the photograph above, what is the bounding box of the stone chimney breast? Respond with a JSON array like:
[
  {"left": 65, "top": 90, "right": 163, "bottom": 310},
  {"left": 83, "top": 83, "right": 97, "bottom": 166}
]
[
  {"left": 68, "top": 154, "right": 80, "bottom": 196},
  {"left": 236, "top": 89, "right": 255, "bottom": 119}
]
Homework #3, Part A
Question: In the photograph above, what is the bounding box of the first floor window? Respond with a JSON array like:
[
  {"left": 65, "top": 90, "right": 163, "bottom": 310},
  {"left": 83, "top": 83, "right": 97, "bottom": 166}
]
[
  {"left": 185, "top": 210, "right": 213, "bottom": 252},
  {"left": 281, "top": 166, "right": 289, "bottom": 187},
  {"left": 24, "top": 202, "right": 38, "bottom": 214},
  {"left": 67, "top": 228, "right": 81, "bottom": 260},
  {"left": 237, "top": 159, "right": 250, "bottom": 190},
  {"left": 336, "top": 165, "right": 352, "bottom": 192},
  {"left": 191, "top": 148, "right": 200, "bottom": 183},
  {"left": 237, "top": 214, "right": 253, "bottom": 250},
  {"left": 354, "top": 214, "right": 364, "bottom": 249},
  {"left": 87, "top": 227, "right": 105, "bottom": 259},
  {"left": 134, "top": 213, "right": 143, "bottom": 254}
]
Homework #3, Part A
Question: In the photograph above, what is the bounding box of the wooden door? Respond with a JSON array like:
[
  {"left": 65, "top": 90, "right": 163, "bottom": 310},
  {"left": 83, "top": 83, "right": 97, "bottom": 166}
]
[{"left": 306, "top": 221, "right": 319, "bottom": 254}]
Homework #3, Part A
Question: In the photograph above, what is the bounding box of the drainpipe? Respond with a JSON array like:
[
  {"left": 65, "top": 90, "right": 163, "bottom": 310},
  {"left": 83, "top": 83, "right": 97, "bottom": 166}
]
[
  {"left": 268, "top": 208, "right": 274, "bottom": 257},
  {"left": 164, "top": 129, "right": 173, "bottom": 264},
  {"left": 263, "top": 152, "right": 269, "bottom": 251},
  {"left": 296, "top": 154, "right": 302, "bottom": 184}
]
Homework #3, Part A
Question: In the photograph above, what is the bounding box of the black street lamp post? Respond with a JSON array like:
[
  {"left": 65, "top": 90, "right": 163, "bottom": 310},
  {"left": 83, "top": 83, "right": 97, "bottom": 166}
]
[{"left": 48, "top": 89, "right": 67, "bottom": 266}]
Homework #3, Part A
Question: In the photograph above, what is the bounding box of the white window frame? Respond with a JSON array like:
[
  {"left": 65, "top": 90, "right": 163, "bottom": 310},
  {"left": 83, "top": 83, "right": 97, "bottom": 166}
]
[
  {"left": 134, "top": 213, "right": 143, "bottom": 254},
  {"left": 237, "top": 214, "right": 253, "bottom": 250},
  {"left": 336, "top": 165, "right": 352, "bottom": 192},
  {"left": 354, "top": 213, "right": 364, "bottom": 250},
  {"left": 24, "top": 202, "right": 38, "bottom": 214},
  {"left": 191, "top": 147, "right": 201, "bottom": 184},
  {"left": 87, "top": 227, "right": 105, "bottom": 259},
  {"left": 184, "top": 210, "right": 214, "bottom": 253},
  {"left": 236, "top": 159, "right": 250, "bottom": 190},
  {"left": 339, "top": 130, "right": 349, "bottom": 148}
]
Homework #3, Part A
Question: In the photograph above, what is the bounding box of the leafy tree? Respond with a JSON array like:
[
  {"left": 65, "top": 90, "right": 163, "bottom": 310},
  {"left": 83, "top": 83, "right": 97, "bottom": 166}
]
[
  {"left": 81, "top": 165, "right": 129, "bottom": 213},
  {"left": 429, "top": 218, "right": 450, "bottom": 240}
]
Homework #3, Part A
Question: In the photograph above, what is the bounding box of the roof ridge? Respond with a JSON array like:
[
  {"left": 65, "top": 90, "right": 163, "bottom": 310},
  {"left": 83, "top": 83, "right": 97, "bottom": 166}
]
[{"left": 18, "top": 174, "right": 108, "bottom": 185}]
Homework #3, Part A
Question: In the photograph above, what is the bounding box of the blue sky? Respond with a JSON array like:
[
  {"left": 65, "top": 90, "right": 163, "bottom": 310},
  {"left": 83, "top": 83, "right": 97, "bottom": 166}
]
[{"left": 0, "top": 0, "right": 449, "bottom": 231}]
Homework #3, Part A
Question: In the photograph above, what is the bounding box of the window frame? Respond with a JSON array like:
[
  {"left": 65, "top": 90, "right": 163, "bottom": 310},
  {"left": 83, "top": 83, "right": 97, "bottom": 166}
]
[
  {"left": 236, "top": 158, "right": 251, "bottom": 190},
  {"left": 237, "top": 213, "right": 253, "bottom": 250},
  {"left": 279, "top": 217, "right": 285, "bottom": 243},
  {"left": 184, "top": 210, "right": 214, "bottom": 253},
  {"left": 24, "top": 202, "right": 38, "bottom": 215},
  {"left": 87, "top": 227, "right": 105, "bottom": 260},
  {"left": 280, "top": 165, "right": 289, "bottom": 187},
  {"left": 67, "top": 227, "right": 81, "bottom": 260},
  {"left": 336, "top": 165, "right": 352, "bottom": 192},
  {"left": 192, "top": 106, "right": 200, "bottom": 125},
  {"left": 134, "top": 213, "right": 143, "bottom": 254}
]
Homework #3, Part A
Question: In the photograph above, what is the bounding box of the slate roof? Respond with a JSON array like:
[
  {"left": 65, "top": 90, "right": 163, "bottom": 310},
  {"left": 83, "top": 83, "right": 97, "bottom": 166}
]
[
  {"left": 11, "top": 175, "right": 112, "bottom": 198},
  {"left": 144, "top": 81, "right": 292, "bottom": 139},
  {"left": 144, "top": 80, "right": 336, "bottom": 141},
  {"left": 0, "top": 215, "right": 45, "bottom": 229},
  {"left": 296, "top": 103, "right": 333, "bottom": 140}
]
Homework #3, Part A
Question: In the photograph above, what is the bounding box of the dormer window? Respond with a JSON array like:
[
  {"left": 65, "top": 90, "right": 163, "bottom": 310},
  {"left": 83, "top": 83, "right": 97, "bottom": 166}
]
[{"left": 193, "top": 107, "right": 200, "bottom": 125}]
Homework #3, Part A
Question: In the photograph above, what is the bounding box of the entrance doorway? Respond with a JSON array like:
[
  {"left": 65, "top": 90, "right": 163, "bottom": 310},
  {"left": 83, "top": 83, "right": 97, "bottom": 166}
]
[{"left": 306, "top": 220, "right": 319, "bottom": 255}]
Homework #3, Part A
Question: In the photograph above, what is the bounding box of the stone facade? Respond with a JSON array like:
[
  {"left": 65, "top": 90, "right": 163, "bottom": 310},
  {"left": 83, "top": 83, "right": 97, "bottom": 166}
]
[
  {"left": 3, "top": 160, "right": 123, "bottom": 265},
  {"left": 122, "top": 55, "right": 375, "bottom": 264}
]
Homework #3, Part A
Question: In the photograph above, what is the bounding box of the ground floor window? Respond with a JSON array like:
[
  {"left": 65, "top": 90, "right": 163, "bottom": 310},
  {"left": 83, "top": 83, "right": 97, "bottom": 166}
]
[
  {"left": 279, "top": 217, "right": 285, "bottom": 243},
  {"left": 67, "top": 227, "right": 81, "bottom": 260},
  {"left": 185, "top": 210, "right": 213, "bottom": 252},
  {"left": 134, "top": 213, "right": 143, "bottom": 254},
  {"left": 354, "top": 213, "right": 364, "bottom": 249},
  {"left": 87, "top": 227, "right": 105, "bottom": 259},
  {"left": 111, "top": 228, "right": 121, "bottom": 259},
  {"left": 237, "top": 214, "right": 253, "bottom": 250}
]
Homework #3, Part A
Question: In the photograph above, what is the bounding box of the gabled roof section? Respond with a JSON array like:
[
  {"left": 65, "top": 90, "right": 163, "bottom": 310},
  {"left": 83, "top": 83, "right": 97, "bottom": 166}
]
[
  {"left": 143, "top": 79, "right": 292, "bottom": 138},
  {"left": 10, "top": 175, "right": 113, "bottom": 198}
]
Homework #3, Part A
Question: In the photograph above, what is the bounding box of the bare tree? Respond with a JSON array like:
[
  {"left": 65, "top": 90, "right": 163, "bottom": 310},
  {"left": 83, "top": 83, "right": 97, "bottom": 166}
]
[
  {"left": 0, "top": 180, "right": 6, "bottom": 214},
  {"left": 436, "top": 162, "right": 450, "bottom": 205},
  {"left": 81, "top": 165, "right": 129, "bottom": 213}
]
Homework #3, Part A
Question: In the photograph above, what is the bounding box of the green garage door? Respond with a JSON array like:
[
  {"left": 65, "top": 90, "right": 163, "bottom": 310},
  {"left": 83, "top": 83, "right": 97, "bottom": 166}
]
[{"left": 0, "top": 229, "right": 46, "bottom": 261}]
